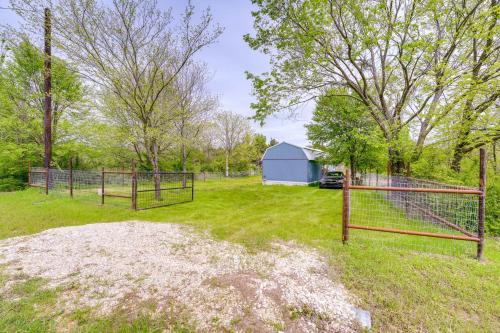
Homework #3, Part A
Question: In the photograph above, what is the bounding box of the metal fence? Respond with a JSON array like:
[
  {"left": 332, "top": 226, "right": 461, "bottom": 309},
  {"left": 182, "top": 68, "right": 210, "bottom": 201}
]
[
  {"left": 342, "top": 149, "right": 486, "bottom": 259},
  {"left": 135, "top": 172, "right": 193, "bottom": 210},
  {"left": 194, "top": 170, "right": 259, "bottom": 181},
  {"left": 28, "top": 164, "right": 194, "bottom": 210}
]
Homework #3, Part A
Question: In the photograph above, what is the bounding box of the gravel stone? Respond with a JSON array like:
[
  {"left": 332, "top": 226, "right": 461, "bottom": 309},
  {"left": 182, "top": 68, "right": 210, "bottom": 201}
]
[{"left": 0, "top": 221, "right": 359, "bottom": 332}]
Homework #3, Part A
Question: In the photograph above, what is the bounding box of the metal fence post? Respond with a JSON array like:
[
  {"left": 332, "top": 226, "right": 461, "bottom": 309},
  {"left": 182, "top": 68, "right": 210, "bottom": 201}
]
[
  {"left": 131, "top": 161, "right": 137, "bottom": 210},
  {"left": 101, "top": 167, "right": 105, "bottom": 205},
  {"left": 477, "top": 148, "right": 486, "bottom": 260},
  {"left": 191, "top": 172, "right": 194, "bottom": 201},
  {"left": 28, "top": 161, "right": 31, "bottom": 186},
  {"left": 121, "top": 164, "right": 125, "bottom": 186},
  {"left": 342, "top": 169, "right": 351, "bottom": 244},
  {"left": 69, "top": 158, "right": 73, "bottom": 198}
]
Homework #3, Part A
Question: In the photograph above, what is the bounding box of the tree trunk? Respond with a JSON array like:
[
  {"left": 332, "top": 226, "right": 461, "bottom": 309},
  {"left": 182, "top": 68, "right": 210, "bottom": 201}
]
[
  {"left": 181, "top": 143, "right": 187, "bottom": 188},
  {"left": 493, "top": 140, "right": 497, "bottom": 174},
  {"left": 181, "top": 143, "right": 187, "bottom": 172},
  {"left": 451, "top": 105, "right": 474, "bottom": 173},
  {"left": 150, "top": 141, "right": 161, "bottom": 200},
  {"left": 225, "top": 152, "right": 229, "bottom": 177},
  {"left": 349, "top": 154, "right": 356, "bottom": 184},
  {"left": 451, "top": 1, "right": 497, "bottom": 173},
  {"left": 451, "top": 143, "right": 466, "bottom": 173},
  {"left": 388, "top": 146, "right": 406, "bottom": 175}
]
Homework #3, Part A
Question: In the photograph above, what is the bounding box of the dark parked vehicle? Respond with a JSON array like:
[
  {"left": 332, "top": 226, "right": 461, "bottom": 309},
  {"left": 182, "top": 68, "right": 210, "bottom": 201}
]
[{"left": 319, "top": 171, "right": 344, "bottom": 189}]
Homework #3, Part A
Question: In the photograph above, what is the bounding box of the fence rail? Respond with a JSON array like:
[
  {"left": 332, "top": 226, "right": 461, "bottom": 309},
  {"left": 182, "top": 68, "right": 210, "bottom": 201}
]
[{"left": 342, "top": 148, "right": 487, "bottom": 260}]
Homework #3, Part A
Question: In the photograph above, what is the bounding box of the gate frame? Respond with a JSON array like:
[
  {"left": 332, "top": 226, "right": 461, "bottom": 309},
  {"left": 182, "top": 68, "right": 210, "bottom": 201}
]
[
  {"left": 342, "top": 148, "right": 487, "bottom": 260},
  {"left": 134, "top": 171, "right": 194, "bottom": 211}
]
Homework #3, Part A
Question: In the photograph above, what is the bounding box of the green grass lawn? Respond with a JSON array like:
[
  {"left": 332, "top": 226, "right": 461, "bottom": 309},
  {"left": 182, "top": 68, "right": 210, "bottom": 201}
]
[{"left": 0, "top": 176, "right": 499, "bottom": 332}]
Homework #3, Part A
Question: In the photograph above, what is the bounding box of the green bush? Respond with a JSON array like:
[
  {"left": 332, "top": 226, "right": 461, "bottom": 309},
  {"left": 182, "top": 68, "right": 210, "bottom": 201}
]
[
  {"left": 0, "top": 177, "right": 25, "bottom": 192},
  {"left": 485, "top": 175, "right": 500, "bottom": 236}
]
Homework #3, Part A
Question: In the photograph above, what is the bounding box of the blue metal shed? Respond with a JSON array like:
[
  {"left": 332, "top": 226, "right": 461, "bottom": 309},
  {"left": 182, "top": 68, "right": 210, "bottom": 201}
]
[{"left": 261, "top": 142, "right": 324, "bottom": 185}]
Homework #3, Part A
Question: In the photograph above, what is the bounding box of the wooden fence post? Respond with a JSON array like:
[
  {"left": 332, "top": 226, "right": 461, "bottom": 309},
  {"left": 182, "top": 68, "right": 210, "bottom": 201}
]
[
  {"left": 69, "top": 158, "right": 73, "bottom": 198},
  {"left": 101, "top": 167, "right": 105, "bottom": 205},
  {"left": 131, "top": 161, "right": 137, "bottom": 210},
  {"left": 342, "top": 169, "right": 351, "bottom": 244},
  {"left": 477, "top": 148, "right": 486, "bottom": 260},
  {"left": 28, "top": 161, "right": 31, "bottom": 186}
]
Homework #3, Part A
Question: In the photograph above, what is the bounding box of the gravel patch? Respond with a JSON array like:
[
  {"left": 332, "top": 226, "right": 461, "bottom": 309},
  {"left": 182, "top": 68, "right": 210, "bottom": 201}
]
[{"left": 0, "top": 221, "right": 360, "bottom": 332}]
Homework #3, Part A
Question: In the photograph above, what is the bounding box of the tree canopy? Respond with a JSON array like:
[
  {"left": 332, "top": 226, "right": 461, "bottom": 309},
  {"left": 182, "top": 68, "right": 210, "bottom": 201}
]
[
  {"left": 245, "top": 0, "right": 499, "bottom": 174},
  {"left": 0, "top": 39, "right": 83, "bottom": 174},
  {"left": 306, "top": 91, "right": 387, "bottom": 179}
]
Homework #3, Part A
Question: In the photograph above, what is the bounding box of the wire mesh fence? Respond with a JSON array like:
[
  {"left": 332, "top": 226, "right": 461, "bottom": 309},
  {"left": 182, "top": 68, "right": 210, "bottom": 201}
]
[
  {"left": 135, "top": 172, "right": 193, "bottom": 210},
  {"left": 28, "top": 166, "right": 194, "bottom": 210},
  {"left": 342, "top": 150, "right": 486, "bottom": 259},
  {"left": 194, "top": 170, "right": 260, "bottom": 181}
]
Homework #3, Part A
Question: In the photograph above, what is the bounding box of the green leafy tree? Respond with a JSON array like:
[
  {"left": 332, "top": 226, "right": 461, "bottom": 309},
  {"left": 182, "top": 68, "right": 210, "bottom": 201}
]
[
  {"left": 214, "top": 111, "right": 251, "bottom": 176},
  {"left": 171, "top": 63, "right": 217, "bottom": 172},
  {"left": 268, "top": 138, "right": 279, "bottom": 147},
  {"left": 306, "top": 92, "right": 386, "bottom": 181},
  {"left": 448, "top": 0, "right": 499, "bottom": 172},
  {"left": 232, "top": 134, "right": 256, "bottom": 172},
  {"left": 252, "top": 133, "right": 268, "bottom": 164},
  {"left": 245, "top": 0, "right": 498, "bottom": 175},
  {"left": 0, "top": 38, "right": 83, "bottom": 179}
]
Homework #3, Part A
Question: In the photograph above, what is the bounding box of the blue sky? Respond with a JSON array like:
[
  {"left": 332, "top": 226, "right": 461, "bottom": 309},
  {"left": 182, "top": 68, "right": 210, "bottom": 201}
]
[{"left": 0, "top": 0, "right": 313, "bottom": 146}]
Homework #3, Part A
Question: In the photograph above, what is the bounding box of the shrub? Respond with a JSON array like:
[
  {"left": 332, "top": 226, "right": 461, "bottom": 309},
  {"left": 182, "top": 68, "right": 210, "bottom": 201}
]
[
  {"left": 485, "top": 175, "right": 500, "bottom": 236},
  {"left": 0, "top": 177, "right": 25, "bottom": 192}
]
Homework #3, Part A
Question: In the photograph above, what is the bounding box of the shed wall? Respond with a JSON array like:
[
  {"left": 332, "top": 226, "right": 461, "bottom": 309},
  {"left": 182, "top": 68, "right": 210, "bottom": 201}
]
[
  {"left": 307, "top": 161, "right": 322, "bottom": 182},
  {"left": 262, "top": 159, "right": 309, "bottom": 183}
]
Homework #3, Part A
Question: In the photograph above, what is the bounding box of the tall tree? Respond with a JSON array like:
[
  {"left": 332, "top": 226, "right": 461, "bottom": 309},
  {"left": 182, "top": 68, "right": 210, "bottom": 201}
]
[
  {"left": 269, "top": 138, "right": 279, "bottom": 147},
  {"left": 245, "top": 0, "right": 497, "bottom": 175},
  {"left": 306, "top": 91, "right": 386, "bottom": 180},
  {"left": 172, "top": 62, "right": 217, "bottom": 172},
  {"left": 214, "top": 111, "right": 251, "bottom": 177},
  {"left": 449, "top": 0, "right": 499, "bottom": 172},
  {"left": 252, "top": 133, "right": 268, "bottom": 165},
  {"left": 0, "top": 38, "right": 83, "bottom": 174}
]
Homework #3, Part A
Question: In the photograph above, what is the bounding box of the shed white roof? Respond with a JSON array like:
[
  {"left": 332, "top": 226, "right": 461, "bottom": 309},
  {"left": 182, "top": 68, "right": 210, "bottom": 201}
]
[{"left": 301, "top": 146, "right": 324, "bottom": 160}]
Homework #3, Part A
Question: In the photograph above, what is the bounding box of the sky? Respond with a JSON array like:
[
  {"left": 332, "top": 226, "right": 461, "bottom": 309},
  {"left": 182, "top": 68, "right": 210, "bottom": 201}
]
[{"left": 0, "top": 0, "right": 314, "bottom": 146}]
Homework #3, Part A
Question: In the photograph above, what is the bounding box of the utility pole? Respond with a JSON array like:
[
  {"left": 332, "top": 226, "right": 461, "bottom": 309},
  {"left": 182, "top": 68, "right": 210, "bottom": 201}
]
[{"left": 44, "top": 7, "right": 52, "bottom": 169}]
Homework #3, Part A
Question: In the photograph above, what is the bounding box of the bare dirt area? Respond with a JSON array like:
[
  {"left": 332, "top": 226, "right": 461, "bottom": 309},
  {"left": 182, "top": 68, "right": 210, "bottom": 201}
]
[{"left": 0, "top": 221, "right": 361, "bottom": 332}]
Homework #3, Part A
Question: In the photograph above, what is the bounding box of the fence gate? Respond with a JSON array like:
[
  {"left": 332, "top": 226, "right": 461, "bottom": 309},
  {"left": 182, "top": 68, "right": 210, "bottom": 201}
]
[
  {"left": 134, "top": 172, "right": 194, "bottom": 210},
  {"left": 342, "top": 149, "right": 486, "bottom": 260}
]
